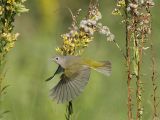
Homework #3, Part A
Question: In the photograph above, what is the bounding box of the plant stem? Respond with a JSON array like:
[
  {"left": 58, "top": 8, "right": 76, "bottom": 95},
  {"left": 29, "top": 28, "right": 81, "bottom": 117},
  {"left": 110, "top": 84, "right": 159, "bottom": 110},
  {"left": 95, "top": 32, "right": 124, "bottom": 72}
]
[
  {"left": 65, "top": 101, "right": 73, "bottom": 120},
  {"left": 151, "top": 43, "right": 158, "bottom": 119},
  {"left": 124, "top": 0, "right": 133, "bottom": 119}
]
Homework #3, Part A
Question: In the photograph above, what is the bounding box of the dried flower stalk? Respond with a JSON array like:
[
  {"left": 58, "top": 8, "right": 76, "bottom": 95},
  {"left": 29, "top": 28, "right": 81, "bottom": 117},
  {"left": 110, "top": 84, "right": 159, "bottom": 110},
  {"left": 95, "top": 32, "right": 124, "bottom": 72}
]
[{"left": 113, "top": 0, "right": 155, "bottom": 119}]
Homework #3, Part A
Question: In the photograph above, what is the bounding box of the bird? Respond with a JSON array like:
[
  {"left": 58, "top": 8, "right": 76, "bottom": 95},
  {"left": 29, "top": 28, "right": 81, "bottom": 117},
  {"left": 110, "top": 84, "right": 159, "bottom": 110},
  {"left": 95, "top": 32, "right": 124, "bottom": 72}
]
[{"left": 46, "top": 55, "right": 111, "bottom": 103}]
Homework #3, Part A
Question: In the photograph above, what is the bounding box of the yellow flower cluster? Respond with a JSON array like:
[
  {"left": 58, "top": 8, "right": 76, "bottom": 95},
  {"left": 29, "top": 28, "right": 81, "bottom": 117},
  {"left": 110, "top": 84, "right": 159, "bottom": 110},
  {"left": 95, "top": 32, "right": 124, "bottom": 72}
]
[
  {"left": 2, "top": 33, "right": 19, "bottom": 42},
  {"left": 0, "top": 0, "right": 28, "bottom": 60},
  {"left": 0, "top": 6, "right": 3, "bottom": 15},
  {"left": 56, "top": 30, "right": 93, "bottom": 55},
  {"left": 7, "top": 0, "right": 15, "bottom": 4},
  {"left": 112, "top": 8, "right": 122, "bottom": 16},
  {"left": 0, "top": 0, "right": 29, "bottom": 14},
  {"left": 1, "top": 33, "right": 19, "bottom": 52},
  {"left": 112, "top": 0, "right": 126, "bottom": 16},
  {"left": 1, "top": 0, "right": 16, "bottom": 12},
  {"left": 116, "top": 0, "right": 126, "bottom": 7}
]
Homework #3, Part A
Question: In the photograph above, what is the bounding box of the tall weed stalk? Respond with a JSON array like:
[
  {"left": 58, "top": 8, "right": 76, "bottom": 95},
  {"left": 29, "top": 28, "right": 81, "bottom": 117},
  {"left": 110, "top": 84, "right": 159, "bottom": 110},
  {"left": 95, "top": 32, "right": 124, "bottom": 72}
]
[{"left": 0, "top": 0, "right": 28, "bottom": 118}]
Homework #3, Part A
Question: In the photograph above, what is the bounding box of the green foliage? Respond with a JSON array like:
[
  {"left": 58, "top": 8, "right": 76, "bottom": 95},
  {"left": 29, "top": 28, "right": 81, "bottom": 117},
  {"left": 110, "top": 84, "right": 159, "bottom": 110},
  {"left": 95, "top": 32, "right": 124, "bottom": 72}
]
[
  {"left": 0, "top": 0, "right": 28, "bottom": 119},
  {"left": 0, "top": 0, "right": 28, "bottom": 61},
  {"left": 0, "top": 0, "right": 159, "bottom": 120}
]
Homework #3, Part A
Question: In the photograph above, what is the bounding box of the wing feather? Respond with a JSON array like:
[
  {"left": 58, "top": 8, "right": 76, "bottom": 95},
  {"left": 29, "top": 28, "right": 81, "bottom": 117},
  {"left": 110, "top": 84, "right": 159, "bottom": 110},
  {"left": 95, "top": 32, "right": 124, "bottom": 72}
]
[{"left": 50, "top": 65, "right": 90, "bottom": 103}]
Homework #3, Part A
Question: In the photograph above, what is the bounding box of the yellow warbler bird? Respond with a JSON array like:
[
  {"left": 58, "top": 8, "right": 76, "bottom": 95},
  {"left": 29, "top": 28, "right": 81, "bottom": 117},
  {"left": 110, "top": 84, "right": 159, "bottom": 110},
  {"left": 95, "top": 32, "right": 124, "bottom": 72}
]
[{"left": 47, "top": 55, "right": 111, "bottom": 103}]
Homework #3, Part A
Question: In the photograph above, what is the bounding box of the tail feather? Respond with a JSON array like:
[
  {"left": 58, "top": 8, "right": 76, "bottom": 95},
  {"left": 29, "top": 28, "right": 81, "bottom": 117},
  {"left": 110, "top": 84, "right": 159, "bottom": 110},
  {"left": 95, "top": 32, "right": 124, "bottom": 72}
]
[{"left": 94, "top": 61, "right": 111, "bottom": 76}]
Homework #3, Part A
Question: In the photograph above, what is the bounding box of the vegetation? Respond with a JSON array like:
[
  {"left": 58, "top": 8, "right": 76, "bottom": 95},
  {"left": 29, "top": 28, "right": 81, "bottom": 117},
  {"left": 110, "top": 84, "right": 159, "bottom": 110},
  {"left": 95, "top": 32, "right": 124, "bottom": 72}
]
[
  {"left": 0, "top": 0, "right": 159, "bottom": 120},
  {"left": 0, "top": 0, "right": 28, "bottom": 119}
]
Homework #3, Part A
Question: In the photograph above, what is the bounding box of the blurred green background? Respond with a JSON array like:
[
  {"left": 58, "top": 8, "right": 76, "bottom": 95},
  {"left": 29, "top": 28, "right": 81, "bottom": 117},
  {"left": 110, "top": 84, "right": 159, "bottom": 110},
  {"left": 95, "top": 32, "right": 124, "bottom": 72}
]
[{"left": 2, "top": 0, "right": 160, "bottom": 120}]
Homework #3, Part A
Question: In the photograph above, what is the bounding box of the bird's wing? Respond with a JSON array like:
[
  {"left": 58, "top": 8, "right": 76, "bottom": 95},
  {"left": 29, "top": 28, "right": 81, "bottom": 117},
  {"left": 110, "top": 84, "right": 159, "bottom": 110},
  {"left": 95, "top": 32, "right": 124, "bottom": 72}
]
[{"left": 50, "top": 65, "right": 91, "bottom": 103}]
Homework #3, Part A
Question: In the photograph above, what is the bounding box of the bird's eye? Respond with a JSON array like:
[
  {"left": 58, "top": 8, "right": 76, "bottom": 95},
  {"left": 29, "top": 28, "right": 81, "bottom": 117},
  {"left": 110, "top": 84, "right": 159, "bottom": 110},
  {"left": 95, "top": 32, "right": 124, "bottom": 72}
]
[{"left": 55, "top": 57, "right": 59, "bottom": 61}]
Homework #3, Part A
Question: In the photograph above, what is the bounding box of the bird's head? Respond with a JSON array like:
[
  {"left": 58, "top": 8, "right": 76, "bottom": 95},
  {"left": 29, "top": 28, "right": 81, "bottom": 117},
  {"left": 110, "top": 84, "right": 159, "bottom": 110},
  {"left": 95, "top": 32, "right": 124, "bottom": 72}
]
[{"left": 52, "top": 55, "right": 66, "bottom": 68}]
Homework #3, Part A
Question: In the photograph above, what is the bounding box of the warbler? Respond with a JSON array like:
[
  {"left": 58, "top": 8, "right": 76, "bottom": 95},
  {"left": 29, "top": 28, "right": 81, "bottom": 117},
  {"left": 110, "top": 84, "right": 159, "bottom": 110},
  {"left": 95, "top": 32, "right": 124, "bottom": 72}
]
[{"left": 47, "top": 55, "right": 111, "bottom": 103}]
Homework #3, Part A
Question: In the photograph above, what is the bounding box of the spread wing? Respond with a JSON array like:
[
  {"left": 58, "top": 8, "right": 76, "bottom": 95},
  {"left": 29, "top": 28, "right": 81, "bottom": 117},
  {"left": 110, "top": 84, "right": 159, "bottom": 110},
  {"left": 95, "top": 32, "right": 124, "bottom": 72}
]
[{"left": 50, "top": 65, "right": 91, "bottom": 103}]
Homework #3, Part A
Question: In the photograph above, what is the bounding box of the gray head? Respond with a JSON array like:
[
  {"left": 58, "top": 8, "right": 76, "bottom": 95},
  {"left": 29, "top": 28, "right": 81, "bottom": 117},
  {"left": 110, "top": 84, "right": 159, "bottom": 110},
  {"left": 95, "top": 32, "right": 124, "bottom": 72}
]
[
  {"left": 52, "top": 56, "right": 66, "bottom": 68},
  {"left": 52, "top": 55, "right": 81, "bottom": 68}
]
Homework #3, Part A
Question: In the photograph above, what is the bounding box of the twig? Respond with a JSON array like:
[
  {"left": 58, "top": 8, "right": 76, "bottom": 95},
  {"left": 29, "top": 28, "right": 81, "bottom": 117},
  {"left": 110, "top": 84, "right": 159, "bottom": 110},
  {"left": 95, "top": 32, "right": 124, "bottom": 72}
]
[
  {"left": 150, "top": 30, "right": 158, "bottom": 120},
  {"left": 67, "top": 8, "right": 81, "bottom": 29},
  {"left": 65, "top": 101, "right": 73, "bottom": 120},
  {"left": 113, "top": 39, "right": 127, "bottom": 60}
]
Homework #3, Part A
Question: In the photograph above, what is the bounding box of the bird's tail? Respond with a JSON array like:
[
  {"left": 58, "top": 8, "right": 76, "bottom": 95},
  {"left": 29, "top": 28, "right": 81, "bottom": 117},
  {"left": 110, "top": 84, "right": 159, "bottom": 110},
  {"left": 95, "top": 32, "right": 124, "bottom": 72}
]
[
  {"left": 87, "top": 60, "right": 111, "bottom": 76},
  {"left": 94, "top": 61, "right": 111, "bottom": 76}
]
